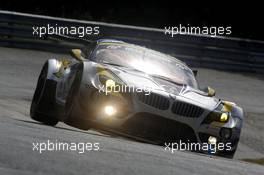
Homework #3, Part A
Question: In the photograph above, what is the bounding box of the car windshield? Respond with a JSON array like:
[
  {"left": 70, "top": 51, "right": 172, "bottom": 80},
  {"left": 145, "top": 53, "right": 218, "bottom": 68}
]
[{"left": 92, "top": 43, "right": 198, "bottom": 88}]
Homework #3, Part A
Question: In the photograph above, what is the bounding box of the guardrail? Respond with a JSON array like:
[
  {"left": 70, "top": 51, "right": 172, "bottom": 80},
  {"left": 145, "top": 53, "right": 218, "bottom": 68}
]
[{"left": 0, "top": 10, "right": 264, "bottom": 73}]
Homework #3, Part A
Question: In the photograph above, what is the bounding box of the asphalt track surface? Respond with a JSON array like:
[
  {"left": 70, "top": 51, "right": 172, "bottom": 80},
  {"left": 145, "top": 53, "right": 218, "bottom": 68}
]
[{"left": 0, "top": 47, "right": 263, "bottom": 175}]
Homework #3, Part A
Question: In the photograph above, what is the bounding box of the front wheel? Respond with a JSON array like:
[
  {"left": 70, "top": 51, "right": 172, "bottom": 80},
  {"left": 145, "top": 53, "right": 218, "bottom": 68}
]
[{"left": 30, "top": 62, "right": 58, "bottom": 126}]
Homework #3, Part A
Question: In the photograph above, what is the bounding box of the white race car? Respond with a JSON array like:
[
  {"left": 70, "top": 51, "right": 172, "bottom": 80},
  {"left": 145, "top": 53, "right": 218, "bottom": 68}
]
[{"left": 30, "top": 39, "right": 243, "bottom": 158}]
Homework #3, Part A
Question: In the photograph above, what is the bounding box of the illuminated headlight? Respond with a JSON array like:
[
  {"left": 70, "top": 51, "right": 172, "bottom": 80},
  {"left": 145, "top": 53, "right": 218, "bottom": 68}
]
[
  {"left": 203, "top": 102, "right": 234, "bottom": 124},
  {"left": 95, "top": 69, "right": 131, "bottom": 119},
  {"left": 220, "top": 128, "right": 232, "bottom": 139},
  {"left": 203, "top": 111, "right": 229, "bottom": 123},
  {"left": 220, "top": 113, "right": 229, "bottom": 122},
  {"left": 104, "top": 105, "right": 116, "bottom": 116}
]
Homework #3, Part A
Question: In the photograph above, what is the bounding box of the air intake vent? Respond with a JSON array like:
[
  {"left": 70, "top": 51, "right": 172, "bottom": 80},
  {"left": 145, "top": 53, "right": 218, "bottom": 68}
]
[
  {"left": 122, "top": 113, "right": 197, "bottom": 143},
  {"left": 137, "top": 92, "right": 170, "bottom": 110},
  {"left": 171, "top": 101, "right": 204, "bottom": 118}
]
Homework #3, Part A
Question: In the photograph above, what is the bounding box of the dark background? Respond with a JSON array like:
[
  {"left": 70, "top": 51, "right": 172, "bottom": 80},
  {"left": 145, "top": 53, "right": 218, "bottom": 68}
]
[{"left": 0, "top": 1, "right": 263, "bottom": 41}]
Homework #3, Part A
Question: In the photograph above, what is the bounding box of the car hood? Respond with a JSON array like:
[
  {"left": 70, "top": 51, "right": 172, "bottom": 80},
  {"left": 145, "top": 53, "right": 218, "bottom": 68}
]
[
  {"left": 103, "top": 64, "right": 219, "bottom": 109},
  {"left": 103, "top": 64, "right": 181, "bottom": 93}
]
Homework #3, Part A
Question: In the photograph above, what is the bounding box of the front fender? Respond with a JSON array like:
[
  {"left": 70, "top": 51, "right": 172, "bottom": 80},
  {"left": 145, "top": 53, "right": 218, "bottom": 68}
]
[
  {"left": 46, "top": 59, "right": 62, "bottom": 82},
  {"left": 230, "top": 105, "right": 244, "bottom": 130}
]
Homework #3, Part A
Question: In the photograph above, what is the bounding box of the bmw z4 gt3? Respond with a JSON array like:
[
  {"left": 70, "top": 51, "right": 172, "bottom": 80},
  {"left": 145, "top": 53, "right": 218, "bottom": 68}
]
[{"left": 30, "top": 39, "right": 243, "bottom": 158}]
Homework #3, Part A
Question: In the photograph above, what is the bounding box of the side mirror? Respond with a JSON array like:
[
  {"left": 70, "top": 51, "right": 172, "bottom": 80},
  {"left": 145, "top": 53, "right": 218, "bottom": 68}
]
[
  {"left": 70, "top": 49, "right": 84, "bottom": 62},
  {"left": 203, "top": 86, "right": 216, "bottom": 97}
]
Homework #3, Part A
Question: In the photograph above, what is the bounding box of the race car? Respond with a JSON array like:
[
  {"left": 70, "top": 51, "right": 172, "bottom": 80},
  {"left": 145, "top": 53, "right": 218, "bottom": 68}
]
[{"left": 30, "top": 39, "right": 243, "bottom": 158}]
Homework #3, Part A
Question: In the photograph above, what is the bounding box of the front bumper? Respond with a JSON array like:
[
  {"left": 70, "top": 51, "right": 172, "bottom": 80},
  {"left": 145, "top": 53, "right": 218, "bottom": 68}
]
[{"left": 79, "top": 86, "right": 241, "bottom": 156}]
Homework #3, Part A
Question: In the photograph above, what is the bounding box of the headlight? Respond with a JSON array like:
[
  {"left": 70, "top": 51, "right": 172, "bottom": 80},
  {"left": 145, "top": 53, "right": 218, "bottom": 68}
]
[
  {"left": 93, "top": 68, "right": 131, "bottom": 119},
  {"left": 220, "top": 113, "right": 229, "bottom": 122},
  {"left": 99, "top": 100, "right": 130, "bottom": 120},
  {"left": 98, "top": 71, "right": 124, "bottom": 95},
  {"left": 104, "top": 105, "right": 116, "bottom": 116},
  {"left": 203, "top": 103, "right": 230, "bottom": 124},
  {"left": 91, "top": 91, "right": 132, "bottom": 120},
  {"left": 203, "top": 111, "right": 229, "bottom": 123}
]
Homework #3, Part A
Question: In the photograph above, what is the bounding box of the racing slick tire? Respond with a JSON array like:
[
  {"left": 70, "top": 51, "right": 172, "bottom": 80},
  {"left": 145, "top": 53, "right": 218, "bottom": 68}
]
[
  {"left": 30, "top": 61, "right": 59, "bottom": 126},
  {"left": 65, "top": 68, "right": 91, "bottom": 130}
]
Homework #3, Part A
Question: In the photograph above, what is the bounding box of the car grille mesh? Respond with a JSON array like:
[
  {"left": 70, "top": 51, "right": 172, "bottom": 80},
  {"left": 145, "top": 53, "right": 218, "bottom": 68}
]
[
  {"left": 171, "top": 101, "right": 204, "bottom": 118},
  {"left": 137, "top": 92, "right": 204, "bottom": 118},
  {"left": 137, "top": 92, "right": 170, "bottom": 110}
]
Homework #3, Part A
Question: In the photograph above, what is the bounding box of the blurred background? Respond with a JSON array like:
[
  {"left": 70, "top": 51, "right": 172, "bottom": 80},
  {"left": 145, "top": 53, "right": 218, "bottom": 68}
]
[{"left": 0, "top": 2, "right": 263, "bottom": 40}]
